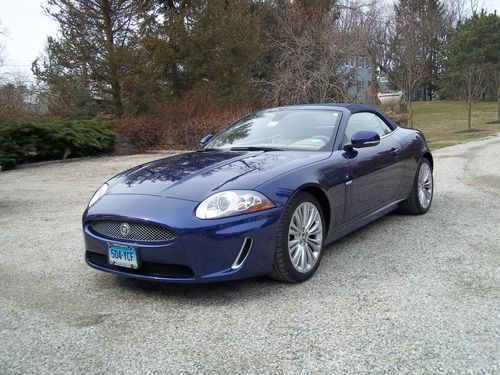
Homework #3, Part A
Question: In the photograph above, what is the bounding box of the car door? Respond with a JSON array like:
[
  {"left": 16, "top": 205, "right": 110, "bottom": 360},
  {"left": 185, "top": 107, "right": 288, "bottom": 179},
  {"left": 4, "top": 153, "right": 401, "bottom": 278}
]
[{"left": 343, "top": 112, "right": 404, "bottom": 219}]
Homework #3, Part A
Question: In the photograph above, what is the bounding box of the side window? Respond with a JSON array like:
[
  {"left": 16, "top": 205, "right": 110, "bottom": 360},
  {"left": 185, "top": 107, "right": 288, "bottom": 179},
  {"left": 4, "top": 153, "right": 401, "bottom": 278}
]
[
  {"left": 344, "top": 112, "right": 392, "bottom": 145},
  {"left": 376, "top": 117, "right": 393, "bottom": 136}
]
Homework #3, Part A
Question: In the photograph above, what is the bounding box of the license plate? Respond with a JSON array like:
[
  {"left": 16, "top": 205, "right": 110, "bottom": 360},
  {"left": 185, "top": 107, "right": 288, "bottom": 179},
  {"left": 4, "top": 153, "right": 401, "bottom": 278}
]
[{"left": 107, "top": 244, "right": 139, "bottom": 269}]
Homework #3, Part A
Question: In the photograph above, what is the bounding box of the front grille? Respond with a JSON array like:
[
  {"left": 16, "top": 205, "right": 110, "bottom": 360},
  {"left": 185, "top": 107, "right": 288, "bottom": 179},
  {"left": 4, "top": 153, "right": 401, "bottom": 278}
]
[
  {"left": 88, "top": 220, "right": 176, "bottom": 243},
  {"left": 86, "top": 252, "right": 194, "bottom": 278}
]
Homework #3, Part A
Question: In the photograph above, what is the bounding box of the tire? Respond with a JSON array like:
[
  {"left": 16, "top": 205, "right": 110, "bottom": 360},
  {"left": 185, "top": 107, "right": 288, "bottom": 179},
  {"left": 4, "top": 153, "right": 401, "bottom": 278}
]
[
  {"left": 399, "top": 158, "right": 433, "bottom": 215},
  {"left": 269, "top": 192, "right": 325, "bottom": 283}
]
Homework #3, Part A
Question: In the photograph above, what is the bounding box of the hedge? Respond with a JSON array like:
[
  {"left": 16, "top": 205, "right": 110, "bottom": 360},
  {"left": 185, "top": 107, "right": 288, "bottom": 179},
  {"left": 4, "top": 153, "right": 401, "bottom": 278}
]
[{"left": 0, "top": 117, "right": 116, "bottom": 170}]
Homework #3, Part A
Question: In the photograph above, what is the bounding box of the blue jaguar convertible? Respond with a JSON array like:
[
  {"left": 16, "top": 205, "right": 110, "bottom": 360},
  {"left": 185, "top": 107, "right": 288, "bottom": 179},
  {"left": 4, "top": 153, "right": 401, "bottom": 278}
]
[{"left": 83, "top": 104, "right": 433, "bottom": 283}]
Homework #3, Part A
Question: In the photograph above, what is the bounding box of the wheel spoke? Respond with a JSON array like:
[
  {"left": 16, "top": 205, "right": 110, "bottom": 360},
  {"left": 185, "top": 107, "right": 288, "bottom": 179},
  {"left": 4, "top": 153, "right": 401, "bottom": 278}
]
[
  {"left": 304, "top": 212, "right": 314, "bottom": 231},
  {"left": 424, "top": 186, "right": 431, "bottom": 196},
  {"left": 303, "top": 244, "right": 310, "bottom": 266},
  {"left": 305, "top": 205, "right": 316, "bottom": 230},
  {"left": 423, "top": 188, "right": 431, "bottom": 202},
  {"left": 289, "top": 226, "right": 300, "bottom": 237},
  {"left": 299, "top": 205, "right": 306, "bottom": 226},
  {"left": 307, "top": 237, "right": 321, "bottom": 251},
  {"left": 289, "top": 242, "right": 299, "bottom": 256},
  {"left": 424, "top": 177, "right": 432, "bottom": 189},
  {"left": 418, "top": 188, "right": 425, "bottom": 204},
  {"left": 424, "top": 169, "right": 431, "bottom": 183},
  {"left": 291, "top": 246, "right": 301, "bottom": 268},
  {"left": 419, "top": 167, "right": 425, "bottom": 182},
  {"left": 304, "top": 244, "right": 314, "bottom": 266},
  {"left": 289, "top": 243, "right": 296, "bottom": 258},
  {"left": 308, "top": 221, "right": 321, "bottom": 235},
  {"left": 299, "top": 245, "right": 306, "bottom": 271},
  {"left": 309, "top": 246, "right": 319, "bottom": 261},
  {"left": 307, "top": 243, "right": 317, "bottom": 260},
  {"left": 291, "top": 217, "right": 300, "bottom": 231},
  {"left": 294, "top": 211, "right": 301, "bottom": 229}
]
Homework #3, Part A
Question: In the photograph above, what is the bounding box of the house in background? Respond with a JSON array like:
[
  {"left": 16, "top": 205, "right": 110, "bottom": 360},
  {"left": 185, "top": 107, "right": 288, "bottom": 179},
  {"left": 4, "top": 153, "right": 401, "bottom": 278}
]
[
  {"left": 341, "top": 56, "right": 371, "bottom": 101},
  {"left": 341, "top": 57, "right": 429, "bottom": 103}
]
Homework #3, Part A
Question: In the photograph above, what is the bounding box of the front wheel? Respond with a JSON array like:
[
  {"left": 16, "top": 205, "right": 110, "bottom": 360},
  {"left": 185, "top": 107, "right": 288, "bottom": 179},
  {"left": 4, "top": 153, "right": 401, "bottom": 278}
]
[
  {"left": 400, "top": 158, "right": 433, "bottom": 215},
  {"left": 269, "top": 192, "right": 325, "bottom": 283}
]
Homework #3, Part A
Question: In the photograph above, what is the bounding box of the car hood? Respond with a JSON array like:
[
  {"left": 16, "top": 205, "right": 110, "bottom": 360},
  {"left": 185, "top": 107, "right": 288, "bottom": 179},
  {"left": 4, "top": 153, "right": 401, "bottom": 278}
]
[{"left": 106, "top": 150, "right": 331, "bottom": 202}]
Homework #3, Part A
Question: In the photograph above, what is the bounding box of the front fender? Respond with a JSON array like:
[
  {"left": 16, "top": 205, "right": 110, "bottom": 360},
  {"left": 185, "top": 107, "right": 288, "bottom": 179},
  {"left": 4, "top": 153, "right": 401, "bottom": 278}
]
[
  {"left": 255, "top": 152, "right": 350, "bottom": 232},
  {"left": 393, "top": 127, "right": 433, "bottom": 199}
]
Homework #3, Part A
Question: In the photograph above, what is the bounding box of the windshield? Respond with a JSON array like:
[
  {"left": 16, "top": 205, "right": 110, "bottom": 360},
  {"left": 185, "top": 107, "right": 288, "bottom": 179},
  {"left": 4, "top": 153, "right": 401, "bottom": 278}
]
[{"left": 204, "top": 109, "right": 341, "bottom": 151}]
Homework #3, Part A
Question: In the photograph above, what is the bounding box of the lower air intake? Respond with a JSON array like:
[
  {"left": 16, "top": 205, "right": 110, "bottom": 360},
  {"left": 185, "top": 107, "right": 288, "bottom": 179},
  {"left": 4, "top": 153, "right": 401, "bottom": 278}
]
[{"left": 86, "top": 252, "right": 194, "bottom": 278}]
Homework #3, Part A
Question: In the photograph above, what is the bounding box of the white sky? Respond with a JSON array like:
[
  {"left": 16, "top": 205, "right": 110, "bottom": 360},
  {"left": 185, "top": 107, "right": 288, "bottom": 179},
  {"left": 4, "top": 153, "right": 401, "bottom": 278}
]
[
  {"left": 1, "top": 0, "right": 499, "bottom": 80},
  {"left": 0, "top": 0, "right": 58, "bottom": 80}
]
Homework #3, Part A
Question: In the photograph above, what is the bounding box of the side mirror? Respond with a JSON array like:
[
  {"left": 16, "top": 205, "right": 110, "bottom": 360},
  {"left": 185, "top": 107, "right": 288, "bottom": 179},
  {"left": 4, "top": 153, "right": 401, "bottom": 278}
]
[
  {"left": 200, "top": 134, "right": 213, "bottom": 146},
  {"left": 349, "top": 130, "right": 380, "bottom": 148}
]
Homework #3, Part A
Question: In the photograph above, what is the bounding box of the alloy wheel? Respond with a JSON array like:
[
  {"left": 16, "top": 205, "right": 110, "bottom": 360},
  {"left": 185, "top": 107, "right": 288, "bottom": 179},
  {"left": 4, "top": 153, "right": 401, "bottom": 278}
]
[
  {"left": 288, "top": 202, "right": 323, "bottom": 273},
  {"left": 417, "top": 163, "right": 433, "bottom": 209}
]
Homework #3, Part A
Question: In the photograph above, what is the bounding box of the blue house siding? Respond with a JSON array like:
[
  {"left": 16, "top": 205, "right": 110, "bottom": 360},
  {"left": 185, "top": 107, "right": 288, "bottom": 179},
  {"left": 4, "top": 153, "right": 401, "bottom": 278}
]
[{"left": 340, "top": 56, "right": 371, "bottom": 101}]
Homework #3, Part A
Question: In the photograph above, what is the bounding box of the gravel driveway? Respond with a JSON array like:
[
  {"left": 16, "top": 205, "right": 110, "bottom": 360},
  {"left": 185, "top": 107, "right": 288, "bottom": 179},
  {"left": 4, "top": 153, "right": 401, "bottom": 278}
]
[{"left": 1, "top": 136, "right": 499, "bottom": 374}]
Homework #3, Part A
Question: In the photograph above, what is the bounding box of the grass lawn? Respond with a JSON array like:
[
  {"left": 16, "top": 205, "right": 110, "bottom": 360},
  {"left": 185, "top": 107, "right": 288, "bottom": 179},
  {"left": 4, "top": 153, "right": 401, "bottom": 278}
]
[{"left": 410, "top": 100, "right": 499, "bottom": 149}]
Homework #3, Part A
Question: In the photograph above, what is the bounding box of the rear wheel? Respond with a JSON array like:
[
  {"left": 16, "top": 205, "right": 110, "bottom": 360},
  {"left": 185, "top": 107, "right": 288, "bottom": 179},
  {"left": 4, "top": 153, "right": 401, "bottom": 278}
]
[
  {"left": 270, "top": 192, "right": 325, "bottom": 283},
  {"left": 400, "top": 158, "right": 433, "bottom": 214}
]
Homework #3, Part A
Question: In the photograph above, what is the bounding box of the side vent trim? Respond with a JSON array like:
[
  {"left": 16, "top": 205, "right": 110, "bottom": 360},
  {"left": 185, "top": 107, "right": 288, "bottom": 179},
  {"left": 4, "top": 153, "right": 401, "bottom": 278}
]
[{"left": 231, "top": 237, "right": 253, "bottom": 270}]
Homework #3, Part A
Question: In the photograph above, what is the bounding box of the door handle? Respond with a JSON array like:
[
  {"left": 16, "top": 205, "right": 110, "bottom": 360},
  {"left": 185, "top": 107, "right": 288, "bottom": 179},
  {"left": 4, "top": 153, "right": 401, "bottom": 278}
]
[{"left": 390, "top": 147, "right": 400, "bottom": 156}]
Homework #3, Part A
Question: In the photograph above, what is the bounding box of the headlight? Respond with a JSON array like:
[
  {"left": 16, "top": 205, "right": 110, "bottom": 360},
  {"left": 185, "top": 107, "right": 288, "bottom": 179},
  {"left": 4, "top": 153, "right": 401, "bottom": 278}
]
[
  {"left": 195, "top": 190, "right": 275, "bottom": 219},
  {"left": 88, "top": 183, "right": 109, "bottom": 207}
]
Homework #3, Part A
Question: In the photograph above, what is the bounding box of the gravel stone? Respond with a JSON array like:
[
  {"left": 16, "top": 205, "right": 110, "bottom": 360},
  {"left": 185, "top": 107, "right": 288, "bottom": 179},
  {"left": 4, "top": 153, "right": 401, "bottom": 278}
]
[{"left": 0, "top": 137, "right": 499, "bottom": 374}]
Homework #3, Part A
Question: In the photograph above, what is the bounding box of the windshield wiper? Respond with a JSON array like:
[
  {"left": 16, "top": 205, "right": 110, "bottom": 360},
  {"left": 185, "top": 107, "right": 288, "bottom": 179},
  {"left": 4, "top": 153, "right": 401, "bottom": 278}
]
[
  {"left": 229, "top": 146, "right": 283, "bottom": 152},
  {"left": 196, "top": 147, "right": 221, "bottom": 152}
]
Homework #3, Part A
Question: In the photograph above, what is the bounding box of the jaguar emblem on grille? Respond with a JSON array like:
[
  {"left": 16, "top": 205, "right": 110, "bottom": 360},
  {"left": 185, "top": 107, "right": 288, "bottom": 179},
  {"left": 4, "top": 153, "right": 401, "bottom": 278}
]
[{"left": 119, "top": 223, "right": 131, "bottom": 237}]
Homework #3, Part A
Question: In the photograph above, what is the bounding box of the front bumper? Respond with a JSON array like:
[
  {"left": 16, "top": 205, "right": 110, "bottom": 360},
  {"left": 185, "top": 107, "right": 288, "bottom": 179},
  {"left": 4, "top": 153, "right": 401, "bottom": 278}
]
[{"left": 83, "top": 194, "right": 283, "bottom": 283}]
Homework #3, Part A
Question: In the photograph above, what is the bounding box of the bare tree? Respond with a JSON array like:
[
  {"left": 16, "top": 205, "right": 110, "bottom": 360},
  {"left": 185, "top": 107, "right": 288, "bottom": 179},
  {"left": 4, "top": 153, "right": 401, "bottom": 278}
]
[
  {"left": 264, "top": 2, "right": 357, "bottom": 105},
  {"left": 468, "top": 0, "right": 485, "bottom": 14},
  {"left": 0, "top": 74, "right": 33, "bottom": 123},
  {"left": 382, "top": 6, "right": 426, "bottom": 127},
  {"left": 443, "top": 0, "right": 485, "bottom": 23},
  {"left": 337, "top": 0, "right": 388, "bottom": 104},
  {"left": 461, "top": 66, "right": 486, "bottom": 130},
  {"left": 375, "top": 1, "right": 447, "bottom": 127},
  {"left": 445, "top": 0, "right": 467, "bottom": 23}
]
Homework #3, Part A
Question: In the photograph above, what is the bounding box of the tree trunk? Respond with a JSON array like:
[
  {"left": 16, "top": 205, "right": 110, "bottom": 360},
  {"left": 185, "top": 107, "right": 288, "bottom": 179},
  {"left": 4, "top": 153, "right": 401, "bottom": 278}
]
[
  {"left": 368, "top": 54, "right": 379, "bottom": 105},
  {"left": 408, "top": 98, "right": 413, "bottom": 128},
  {"left": 102, "top": 0, "right": 123, "bottom": 117},
  {"left": 467, "top": 99, "right": 472, "bottom": 131},
  {"left": 110, "top": 78, "right": 123, "bottom": 117},
  {"left": 407, "top": 67, "right": 414, "bottom": 128},
  {"left": 497, "top": 71, "right": 500, "bottom": 122}
]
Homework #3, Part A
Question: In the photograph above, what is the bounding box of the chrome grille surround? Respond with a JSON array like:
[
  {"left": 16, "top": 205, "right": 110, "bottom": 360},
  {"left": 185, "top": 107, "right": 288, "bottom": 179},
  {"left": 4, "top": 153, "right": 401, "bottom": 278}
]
[{"left": 88, "top": 220, "right": 177, "bottom": 243}]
